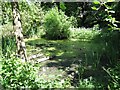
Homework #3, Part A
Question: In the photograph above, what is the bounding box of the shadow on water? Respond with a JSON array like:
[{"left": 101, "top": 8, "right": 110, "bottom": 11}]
[
  {"left": 26, "top": 39, "right": 101, "bottom": 67},
  {"left": 26, "top": 35, "right": 120, "bottom": 87}
]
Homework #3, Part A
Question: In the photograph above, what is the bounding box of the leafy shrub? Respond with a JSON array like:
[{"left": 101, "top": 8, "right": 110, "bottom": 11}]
[
  {"left": 20, "top": 2, "right": 45, "bottom": 38},
  {"left": 44, "top": 7, "right": 71, "bottom": 40},
  {"left": 2, "top": 36, "right": 16, "bottom": 58},
  {"left": 2, "top": 23, "right": 16, "bottom": 58},
  {"left": 0, "top": 56, "right": 72, "bottom": 89},
  {"left": 70, "top": 27, "right": 100, "bottom": 40},
  {"left": 69, "top": 16, "right": 78, "bottom": 28},
  {"left": 0, "top": 56, "right": 38, "bottom": 89}
]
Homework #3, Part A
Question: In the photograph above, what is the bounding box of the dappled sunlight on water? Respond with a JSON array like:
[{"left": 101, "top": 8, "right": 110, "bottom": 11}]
[{"left": 25, "top": 38, "right": 119, "bottom": 87}]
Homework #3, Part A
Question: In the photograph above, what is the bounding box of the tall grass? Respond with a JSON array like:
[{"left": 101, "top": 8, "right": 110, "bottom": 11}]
[
  {"left": 70, "top": 27, "right": 120, "bottom": 89},
  {"left": 69, "top": 27, "right": 100, "bottom": 41}
]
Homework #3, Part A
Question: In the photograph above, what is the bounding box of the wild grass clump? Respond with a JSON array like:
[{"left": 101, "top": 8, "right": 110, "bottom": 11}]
[
  {"left": 2, "top": 23, "right": 16, "bottom": 58},
  {"left": 108, "top": 63, "right": 120, "bottom": 89}
]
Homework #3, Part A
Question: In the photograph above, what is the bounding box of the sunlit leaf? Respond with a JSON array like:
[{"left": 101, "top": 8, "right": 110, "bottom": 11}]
[
  {"left": 105, "top": 9, "right": 108, "bottom": 11},
  {"left": 109, "top": 10, "right": 115, "bottom": 13},
  {"left": 113, "top": 24, "right": 117, "bottom": 27},
  {"left": 91, "top": 6, "right": 98, "bottom": 10},
  {"left": 107, "top": 0, "right": 115, "bottom": 2},
  {"left": 60, "top": 2, "right": 66, "bottom": 10},
  {"left": 93, "top": 1, "right": 100, "bottom": 4}
]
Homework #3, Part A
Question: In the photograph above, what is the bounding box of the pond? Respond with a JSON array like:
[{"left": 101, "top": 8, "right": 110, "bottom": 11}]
[{"left": 25, "top": 38, "right": 119, "bottom": 87}]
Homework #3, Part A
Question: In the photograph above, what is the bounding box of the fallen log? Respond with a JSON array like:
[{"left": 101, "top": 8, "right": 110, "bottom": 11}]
[
  {"left": 37, "top": 57, "right": 50, "bottom": 62},
  {"left": 28, "top": 53, "right": 44, "bottom": 60},
  {"left": 28, "top": 53, "right": 56, "bottom": 63}
]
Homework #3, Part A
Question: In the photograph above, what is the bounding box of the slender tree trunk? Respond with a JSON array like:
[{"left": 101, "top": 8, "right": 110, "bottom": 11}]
[{"left": 11, "top": 0, "right": 27, "bottom": 61}]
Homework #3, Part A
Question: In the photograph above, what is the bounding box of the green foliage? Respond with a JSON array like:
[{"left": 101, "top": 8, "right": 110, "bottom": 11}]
[
  {"left": 0, "top": 56, "right": 72, "bottom": 89},
  {"left": 70, "top": 27, "right": 100, "bottom": 40},
  {"left": 20, "top": 2, "right": 45, "bottom": 37},
  {"left": 1, "top": 2, "right": 12, "bottom": 24},
  {"left": 2, "top": 2, "right": 45, "bottom": 38},
  {"left": 2, "top": 36, "right": 16, "bottom": 58},
  {"left": 108, "top": 63, "right": 120, "bottom": 89},
  {"left": 1, "top": 1, "right": 120, "bottom": 89},
  {"left": 44, "top": 7, "right": 71, "bottom": 40},
  {"left": 0, "top": 56, "right": 38, "bottom": 89},
  {"left": 2, "top": 23, "right": 16, "bottom": 58},
  {"left": 79, "top": 77, "right": 95, "bottom": 89},
  {"left": 36, "top": 76, "right": 71, "bottom": 88},
  {"left": 91, "top": 1, "right": 120, "bottom": 30},
  {"left": 69, "top": 16, "right": 78, "bottom": 28},
  {"left": 60, "top": 2, "right": 66, "bottom": 11}
]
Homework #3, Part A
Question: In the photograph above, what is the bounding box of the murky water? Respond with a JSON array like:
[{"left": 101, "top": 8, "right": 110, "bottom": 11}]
[{"left": 26, "top": 38, "right": 119, "bottom": 86}]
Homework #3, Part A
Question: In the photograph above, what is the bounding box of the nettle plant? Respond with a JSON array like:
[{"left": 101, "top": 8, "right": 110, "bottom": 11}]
[
  {"left": 0, "top": 56, "right": 72, "bottom": 89},
  {"left": 0, "top": 56, "right": 38, "bottom": 89}
]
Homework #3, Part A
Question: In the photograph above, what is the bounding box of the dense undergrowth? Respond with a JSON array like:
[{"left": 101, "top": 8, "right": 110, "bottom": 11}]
[
  {"left": 0, "top": 56, "right": 72, "bottom": 89},
  {"left": 1, "top": 2, "right": 120, "bottom": 89},
  {"left": 1, "top": 29, "right": 120, "bottom": 89},
  {"left": 1, "top": 20, "right": 120, "bottom": 89}
]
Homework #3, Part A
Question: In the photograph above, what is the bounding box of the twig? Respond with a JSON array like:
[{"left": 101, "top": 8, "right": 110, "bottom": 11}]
[{"left": 102, "top": 66, "right": 118, "bottom": 83}]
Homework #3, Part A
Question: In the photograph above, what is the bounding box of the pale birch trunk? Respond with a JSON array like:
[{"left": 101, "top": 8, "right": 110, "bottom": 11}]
[{"left": 11, "top": 0, "right": 27, "bottom": 61}]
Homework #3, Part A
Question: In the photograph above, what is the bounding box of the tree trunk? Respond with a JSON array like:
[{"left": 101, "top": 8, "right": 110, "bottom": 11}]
[{"left": 11, "top": 0, "right": 27, "bottom": 61}]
